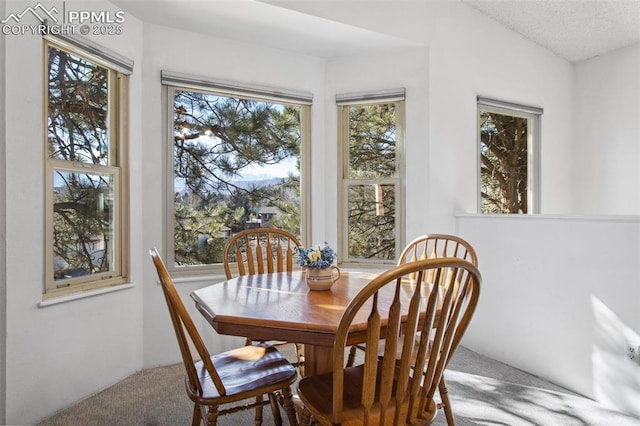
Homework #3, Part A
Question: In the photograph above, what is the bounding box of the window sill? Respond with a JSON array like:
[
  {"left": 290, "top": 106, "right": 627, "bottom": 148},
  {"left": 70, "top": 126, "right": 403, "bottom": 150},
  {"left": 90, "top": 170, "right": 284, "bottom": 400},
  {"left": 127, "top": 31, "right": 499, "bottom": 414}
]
[
  {"left": 172, "top": 273, "right": 227, "bottom": 285},
  {"left": 38, "top": 283, "right": 135, "bottom": 307},
  {"left": 339, "top": 263, "right": 391, "bottom": 273}
]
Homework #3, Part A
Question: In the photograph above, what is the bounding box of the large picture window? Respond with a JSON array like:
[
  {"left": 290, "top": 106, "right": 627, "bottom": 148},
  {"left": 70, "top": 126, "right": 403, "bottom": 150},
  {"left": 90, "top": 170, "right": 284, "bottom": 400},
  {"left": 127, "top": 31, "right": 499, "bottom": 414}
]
[
  {"left": 163, "top": 72, "right": 311, "bottom": 271},
  {"left": 45, "top": 39, "right": 130, "bottom": 297},
  {"left": 338, "top": 90, "right": 405, "bottom": 264},
  {"left": 478, "top": 97, "right": 541, "bottom": 214}
]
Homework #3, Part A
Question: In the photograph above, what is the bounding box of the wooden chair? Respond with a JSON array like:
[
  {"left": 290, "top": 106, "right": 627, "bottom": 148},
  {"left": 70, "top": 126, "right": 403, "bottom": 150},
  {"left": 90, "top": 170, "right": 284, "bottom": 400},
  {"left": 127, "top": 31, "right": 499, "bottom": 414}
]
[
  {"left": 149, "top": 248, "right": 299, "bottom": 426},
  {"left": 347, "top": 234, "right": 478, "bottom": 425},
  {"left": 223, "top": 228, "right": 305, "bottom": 374},
  {"left": 399, "top": 234, "right": 478, "bottom": 426},
  {"left": 297, "top": 258, "right": 481, "bottom": 425}
]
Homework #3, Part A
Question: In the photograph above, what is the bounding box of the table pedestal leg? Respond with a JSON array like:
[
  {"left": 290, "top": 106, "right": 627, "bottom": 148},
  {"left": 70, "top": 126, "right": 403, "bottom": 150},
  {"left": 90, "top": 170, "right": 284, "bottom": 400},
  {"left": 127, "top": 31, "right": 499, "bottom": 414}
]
[{"left": 303, "top": 344, "right": 333, "bottom": 376}]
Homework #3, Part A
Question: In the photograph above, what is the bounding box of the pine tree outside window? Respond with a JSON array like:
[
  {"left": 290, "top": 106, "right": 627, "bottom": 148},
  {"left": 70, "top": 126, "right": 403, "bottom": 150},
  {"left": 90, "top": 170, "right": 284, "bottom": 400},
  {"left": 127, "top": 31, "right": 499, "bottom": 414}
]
[
  {"left": 163, "top": 72, "right": 311, "bottom": 272},
  {"left": 338, "top": 90, "right": 405, "bottom": 264},
  {"left": 45, "top": 39, "right": 131, "bottom": 298},
  {"left": 478, "top": 98, "right": 541, "bottom": 214}
]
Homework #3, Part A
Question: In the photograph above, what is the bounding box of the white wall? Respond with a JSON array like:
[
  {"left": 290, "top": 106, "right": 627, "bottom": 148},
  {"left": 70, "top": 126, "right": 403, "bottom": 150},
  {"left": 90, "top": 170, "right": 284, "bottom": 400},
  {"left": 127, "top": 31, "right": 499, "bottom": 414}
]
[
  {"left": 457, "top": 214, "right": 640, "bottom": 416},
  {"left": 573, "top": 44, "right": 640, "bottom": 214},
  {"left": 2, "top": 1, "right": 144, "bottom": 424}
]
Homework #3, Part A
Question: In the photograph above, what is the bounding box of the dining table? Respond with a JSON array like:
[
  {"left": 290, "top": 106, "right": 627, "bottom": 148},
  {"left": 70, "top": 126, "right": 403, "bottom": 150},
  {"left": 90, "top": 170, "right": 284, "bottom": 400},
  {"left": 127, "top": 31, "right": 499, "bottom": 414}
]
[{"left": 190, "top": 268, "right": 412, "bottom": 376}]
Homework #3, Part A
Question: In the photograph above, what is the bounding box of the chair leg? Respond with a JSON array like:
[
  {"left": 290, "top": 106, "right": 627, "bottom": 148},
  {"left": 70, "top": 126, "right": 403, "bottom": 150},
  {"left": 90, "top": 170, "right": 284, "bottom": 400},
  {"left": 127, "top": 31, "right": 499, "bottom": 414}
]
[
  {"left": 299, "top": 405, "right": 314, "bottom": 426},
  {"left": 280, "top": 386, "right": 299, "bottom": 426},
  {"left": 295, "top": 343, "right": 305, "bottom": 377},
  {"left": 346, "top": 345, "right": 357, "bottom": 367},
  {"left": 254, "top": 395, "right": 264, "bottom": 425},
  {"left": 191, "top": 403, "right": 202, "bottom": 426},
  {"left": 438, "top": 376, "right": 455, "bottom": 426},
  {"left": 269, "top": 392, "right": 283, "bottom": 425},
  {"left": 205, "top": 405, "right": 219, "bottom": 426}
]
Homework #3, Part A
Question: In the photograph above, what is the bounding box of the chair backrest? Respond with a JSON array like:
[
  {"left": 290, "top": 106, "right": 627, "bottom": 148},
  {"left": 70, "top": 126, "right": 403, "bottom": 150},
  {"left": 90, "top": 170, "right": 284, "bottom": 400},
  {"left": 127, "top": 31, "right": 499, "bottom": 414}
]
[
  {"left": 149, "top": 248, "right": 227, "bottom": 397},
  {"left": 331, "top": 258, "right": 481, "bottom": 425},
  {"left": 398, "top": 234, "right": 478, "bottom": 266},
  {"left": 398, "top": 234, "right": 478, "bottom": 287},
  {"left": 223, "top": 228, "right": 302, "bottom": 279}
]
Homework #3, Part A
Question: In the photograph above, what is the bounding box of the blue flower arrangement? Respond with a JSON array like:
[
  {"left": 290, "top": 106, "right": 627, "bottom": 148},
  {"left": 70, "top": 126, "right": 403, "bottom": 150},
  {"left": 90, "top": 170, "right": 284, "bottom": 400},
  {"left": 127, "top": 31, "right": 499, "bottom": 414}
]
[{"left": 297, "top": 243, "right": 337, "bottom": 269}]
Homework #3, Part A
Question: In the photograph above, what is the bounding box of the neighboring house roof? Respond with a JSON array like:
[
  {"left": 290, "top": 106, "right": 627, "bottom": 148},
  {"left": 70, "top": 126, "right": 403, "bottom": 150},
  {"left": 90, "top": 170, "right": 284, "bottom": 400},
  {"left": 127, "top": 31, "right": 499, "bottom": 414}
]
[{"left": 259, "top": 207, "right": 279, "bottom": 215}]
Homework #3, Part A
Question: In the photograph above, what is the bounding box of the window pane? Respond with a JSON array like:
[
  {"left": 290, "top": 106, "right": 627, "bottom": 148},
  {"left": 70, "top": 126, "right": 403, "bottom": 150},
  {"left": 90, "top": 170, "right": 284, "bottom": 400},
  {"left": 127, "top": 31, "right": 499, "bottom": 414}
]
[
  {"left": 347, "top": 183, "right": 396, "bottom": 261},
  {"left": 480, "top": 111, "right": 529, "bottom": 214},
  {"left": 47, "top": 46, "right": 109, "bottom": 166},
  {"left": 53, "top": 170, "right": 115, "bottom": 281},
  {"left": 348, "top": 103, "right": 397, "bottom": 179},
  {"left": 173, "top": 90, "right": 301, "bottom": 266}
]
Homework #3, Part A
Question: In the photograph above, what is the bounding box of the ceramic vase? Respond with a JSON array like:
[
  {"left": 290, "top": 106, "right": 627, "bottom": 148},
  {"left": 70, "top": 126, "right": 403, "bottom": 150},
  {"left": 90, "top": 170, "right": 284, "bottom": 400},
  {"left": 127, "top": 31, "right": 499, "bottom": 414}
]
[{"left": 305, "top": 266, "right": 340, "bottom": 291}]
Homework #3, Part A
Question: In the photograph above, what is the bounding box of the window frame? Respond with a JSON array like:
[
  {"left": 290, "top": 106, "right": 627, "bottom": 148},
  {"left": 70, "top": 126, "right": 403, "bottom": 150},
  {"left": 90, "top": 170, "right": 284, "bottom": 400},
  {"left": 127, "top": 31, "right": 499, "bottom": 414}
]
[
  {"left": 337, "top": 93, "right": 406, "bottom": 266},
  {"left": 163, "top": 76, "right": 312, "bottom": 275},
  {"left": 43, "top": 39, "right": 130, "bottom": 298},
  {"left": 477, "top": 97, "right": 541, "bottom": 214}
]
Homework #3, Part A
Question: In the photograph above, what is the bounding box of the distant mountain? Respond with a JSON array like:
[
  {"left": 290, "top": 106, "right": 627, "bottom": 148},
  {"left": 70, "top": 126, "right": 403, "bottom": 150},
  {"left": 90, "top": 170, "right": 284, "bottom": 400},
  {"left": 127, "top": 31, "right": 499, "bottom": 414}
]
[
  {"left": 175, "top": 173, "right": 296, "bottom": 195},
  {"left": 239, "top": 173, "right": 275, "bottom": 180},
  {"left": 231, "top": 175, "right": 285, "bottom": 189}
]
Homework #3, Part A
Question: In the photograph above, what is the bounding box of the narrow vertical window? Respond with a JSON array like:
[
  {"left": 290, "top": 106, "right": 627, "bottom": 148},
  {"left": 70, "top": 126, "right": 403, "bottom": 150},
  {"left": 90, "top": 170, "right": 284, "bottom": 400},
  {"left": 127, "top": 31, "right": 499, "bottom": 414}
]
[
  {"left": 45, "top": 41, "right": 129, "bottom": 297},
  {"left": 478, "top": 98, "right": 541, "bottom": 214},
  {"left": 338, "top": 90, "right": 405, "bottom": 264}
]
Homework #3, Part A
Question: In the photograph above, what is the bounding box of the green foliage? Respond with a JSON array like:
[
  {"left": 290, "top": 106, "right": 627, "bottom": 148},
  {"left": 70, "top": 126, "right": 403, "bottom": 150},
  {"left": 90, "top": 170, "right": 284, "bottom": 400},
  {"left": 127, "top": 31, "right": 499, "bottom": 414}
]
[
  {"left": 480, "top": 111, "right": 529, "bottom": 213},
  {"left": 269, "top": 175, "right": 301, "bottom": 236},
  {"left": 48, "top": 46, "right": 115, "bottom": 280},
  {"left": 52, "top": 172, "right": 113, "bottom": 278},
  {"left": 48, "top": 46, "right": 109, "bottom": 165},
  {"left": 174, "top": 200, "right": 229, "bottom": 265},
  {"left": 347, "top": 184, "right": 396, "bottom": 261},
  {"left": 345, "top": 103, "right": 398, "bottom": 260},
  {"left": 348, "top": 104, "right": 397, "bottom": 179},
  {"left": 173, "top": 91, "right": 302, "bottom": 265}
]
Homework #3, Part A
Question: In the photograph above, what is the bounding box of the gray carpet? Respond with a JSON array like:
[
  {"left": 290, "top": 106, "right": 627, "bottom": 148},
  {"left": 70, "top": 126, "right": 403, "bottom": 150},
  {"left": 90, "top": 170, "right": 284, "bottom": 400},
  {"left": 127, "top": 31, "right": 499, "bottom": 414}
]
[{"left": 39, "top": 346, "right": 639, "bottom": 425}]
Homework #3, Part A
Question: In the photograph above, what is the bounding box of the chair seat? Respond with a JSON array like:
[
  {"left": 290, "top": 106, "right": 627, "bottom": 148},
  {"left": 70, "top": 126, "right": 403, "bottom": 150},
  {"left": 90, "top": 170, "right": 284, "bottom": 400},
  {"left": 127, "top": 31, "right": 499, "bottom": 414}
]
[
  {"left": 298, "top": 364, "right": 437, "bottom": 425},
  {"left": 188, "top": 345, "right": 298, "bottom": 405}
]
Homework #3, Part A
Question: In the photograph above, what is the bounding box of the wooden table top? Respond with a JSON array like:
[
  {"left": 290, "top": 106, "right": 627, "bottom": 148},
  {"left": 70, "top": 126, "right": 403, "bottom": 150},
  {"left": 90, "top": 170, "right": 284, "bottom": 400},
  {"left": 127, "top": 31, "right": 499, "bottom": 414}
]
[{"left": 190, "top": 270, "right": 397, "bottom": 347}]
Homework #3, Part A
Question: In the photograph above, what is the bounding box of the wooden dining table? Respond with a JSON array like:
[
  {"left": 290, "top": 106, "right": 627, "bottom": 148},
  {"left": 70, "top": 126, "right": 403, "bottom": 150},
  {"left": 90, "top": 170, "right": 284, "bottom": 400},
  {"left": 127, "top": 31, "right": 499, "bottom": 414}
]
[{"left": 190, "top": 269, "right": 409, "bottom": 376}]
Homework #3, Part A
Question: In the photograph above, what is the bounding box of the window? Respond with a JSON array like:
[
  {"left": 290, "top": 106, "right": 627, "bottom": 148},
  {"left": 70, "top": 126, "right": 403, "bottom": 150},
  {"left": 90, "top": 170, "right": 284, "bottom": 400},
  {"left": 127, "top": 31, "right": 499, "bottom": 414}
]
[
  {"left": 162, "top": 72, "right": 311, "bottom": 272},
  {"left": 45, "top": 38, "right": 131, "bottom": 297},
  {"left": 478, "top": 97, "right": 541, "bottom": 214},
  {"left": 338, "top": 90, "right": 405, "bottom": 264}
]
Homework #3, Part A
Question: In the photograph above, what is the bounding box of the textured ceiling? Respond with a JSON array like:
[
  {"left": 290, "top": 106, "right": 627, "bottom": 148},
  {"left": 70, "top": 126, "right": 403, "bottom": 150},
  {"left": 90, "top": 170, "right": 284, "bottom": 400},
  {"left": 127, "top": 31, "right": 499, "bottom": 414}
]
[
  {"left": 112, "top": 0, "right": 640, "bottom": 62},
  {"left": 462, "top": 0, "right": 640, "bottom": 62}
]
